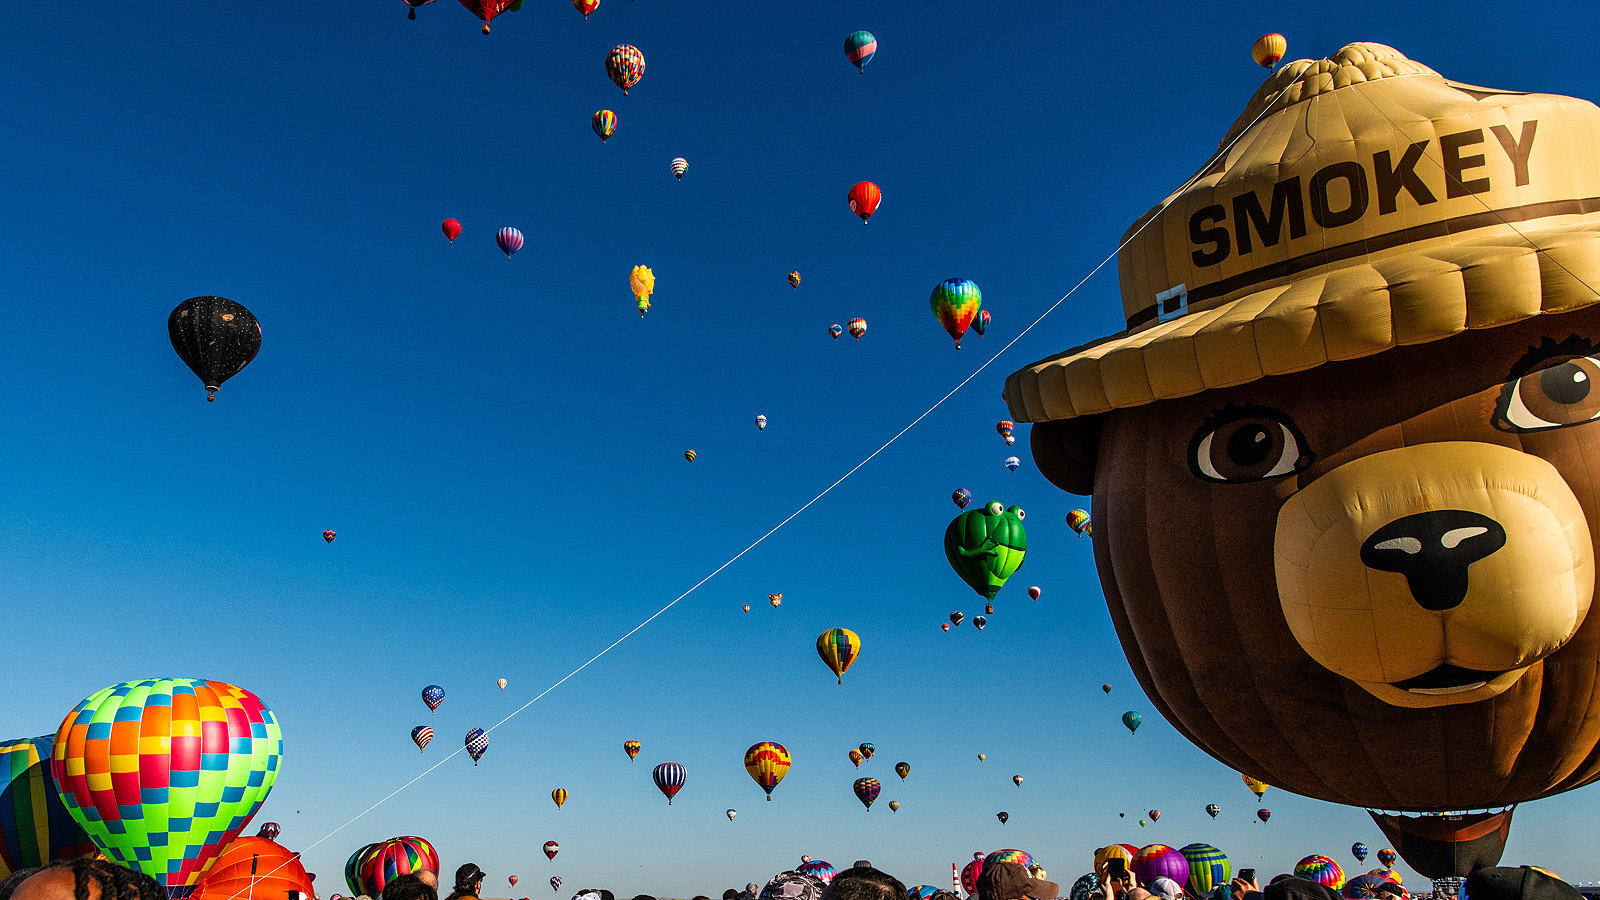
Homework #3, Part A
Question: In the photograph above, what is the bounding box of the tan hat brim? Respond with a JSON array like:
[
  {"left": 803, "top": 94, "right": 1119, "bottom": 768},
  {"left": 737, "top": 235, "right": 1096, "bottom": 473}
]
[{"left": 1005, "top": 214, "right": 1600, "bottom": 423}]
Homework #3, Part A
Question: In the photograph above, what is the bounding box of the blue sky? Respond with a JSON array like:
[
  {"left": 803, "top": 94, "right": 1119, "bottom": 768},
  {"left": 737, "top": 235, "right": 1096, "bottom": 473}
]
[{"left": 1, "top": 1, "right": 1597, "bottom": 896}]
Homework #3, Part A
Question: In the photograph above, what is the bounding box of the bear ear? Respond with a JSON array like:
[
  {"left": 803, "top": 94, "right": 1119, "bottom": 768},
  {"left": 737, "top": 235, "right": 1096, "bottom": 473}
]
[{"left": 1030, "top": 417, "right": 1098, "bottom": 495}]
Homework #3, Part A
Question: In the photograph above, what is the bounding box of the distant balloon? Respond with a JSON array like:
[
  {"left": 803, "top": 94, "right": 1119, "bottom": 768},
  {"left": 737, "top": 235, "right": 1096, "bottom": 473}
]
[
  {"left": 1066, "top": 509, "right": 1093, "bottom": 536},
  {"left": 848, "top": 750, "right": 864, "bottom": 769},
  {"left": 986, "top": 602, "right": 994, "bottom": 614},
  {"left": 323, "top": 530, "right": 337, "bottom": 543},
  {"left": 1257, "top": 808, "right": 1271, "bottom": 823},
  {"left": 1027, "top": 586, "right": 1041, "bottom": 601},
  {"left": 859, "top": 743, "right": 874, "bottom": 758},
  {"left": 847, "top": 318, "right": 867, "bottom": 340},
  {"left": 168, "top": 296, "right": 262, "bottom": 402},
  {"left": 1004, "top": 457, "right": 1020, "bottom": 471},
  {"left": 591, "top": 110, "right": 617, "bottom": 143},
  {"left": 756, "top": 415, "right": 767, "bottom": 431},
  {"left": 1206, "top": 803, "right": 1221, "bottom": 818},
  {"left": 605, "top": 44, "right": 645, "bottom": 94},
  {"left": 741, "top": 604, "right": 751, "bottom": 613},
  {"left": 953, "top": 488, "right": 972, "bottom": 509},
  {"left": 630, "top": 265, "right": 655, "bottom": 314},
  {"left": 847, "top": 182, "right": 881, "bottom": 223},
  {"left": 551, "top": 878, "right": 561, "bottom": 892},
  {"left": 496, "top": 678, "right": 507, "bottom": 691},
  {"left": 1242, "top": 774, "right": 1269, "bottom": 801},
  {"left": 977, "top": 754, "right": 986, "bottom": 761},
  {"left": 1352, "top": 843, "right": 1368, "bottom": 864},
  {"left": 442, "top": 219, "right": 461, "bottom": 242},
  {"left": 1012, "top": 775, "right": 1023, "bottom": 787},
  {"left": 671, "top": 157, "right": 689, "bottom": 180},
  {"left": 843, "top": 31, "right": 877, "bottom": 72},
  {"left": 853, "top": 778, "right": 880, "bottom": 810},
  {"left": 1149, "top": 809, "right": 1161, "bottom": 822},
  {"left": 996, "top": 812, "right": 1009, "bottom": 825},
  {"left": 624, "top": 740, "right": 641, "bottom": 761},
  {"left": 726, "top": 809, "right": 736, "bottom": 821},
  {"left": 544, "top": 842, "right": 558, "bottom": 860},
  {"left": 684, "top": 450, "right": 696, "bottom": 463},
  {"left": 496, "top": 227, "right": 523, "bottom": 258},
  {"left": 789, "top": 271, "right": 801, "bottom": 289},
  {"left": 888, "top": 800, "right": 899, "bottom": 813},
  {"left": 996, "top": 420, "right": 1014, "bottom": 441},
  {"left": 256, "top": 822, "right": 280, "bottom": 841},
  {"left": 552, "top": 788, "right": 567, "bottom": 809},
  {"left": 744, "top": 742, "right": 791, "bottom": 800},
  {"left": 1377, "top": 850, "right": 1397, "bottom": 869},
  {"left": 571, "top": 0, "right": 597, "bottom": 19},
  {"left": 1252, "top": 33, "right": 1287, "bottom": 68},
  {"left": 974, "top": 309, "right": 990, "bottom": 338},
  {"left": 465, "top": 728, "right": 488, "bottom": 764},
  {"left": 410, "top": 726, "right": 433, "bottom": 752},
  {"left": 769, "top": 593, "right": 782, "bottom": 607},
  {"left": 895, "top": 762, "right": 909, "bottom": 780},
  {"left": 510, "top": 876, "right": 519, "bottom": 887},
  {"left": 403, "top": 0, "right": 437, "bottom": 22},
  {"left": 974, "top": 615, "right": 987, "bottom": 631},
  {"left": 950, "top": 611, "right": 964, "bottom": 627},
  {"left": 422, "top": 685, "right": 445, "bottom": 713},
  {"left": 930, "top": 278, "right": 983, "bottom": 347},
  {"left": 816, "top": 628, "right": 861, "bottom": 684},
  {"left": 830, "top": 324, "right": 843, "bottom": 340},
  {"left": 1102, "top": 684, "right": 1112, "bottom": 694},
  {"left": 1122, "top": 711, "right": 1142, "bottom": 734},
  {"left": 653, "top": 762, "right": 686, "bottom": 804},
  {"left": 940, "top": 623, "right": 950, "bottom": 632}
]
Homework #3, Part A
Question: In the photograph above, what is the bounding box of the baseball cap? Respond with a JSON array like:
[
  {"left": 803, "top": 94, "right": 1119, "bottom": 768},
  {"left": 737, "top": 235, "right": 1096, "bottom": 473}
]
[
  {"left": 1150, "top": 878, "right": 1184, "bottom": 900},
  {"left": 978, "top": 862, "right": 1061, "bottom": 900},
  {"left": 456, "top": 865, "right": 487, "bottom": 888}
]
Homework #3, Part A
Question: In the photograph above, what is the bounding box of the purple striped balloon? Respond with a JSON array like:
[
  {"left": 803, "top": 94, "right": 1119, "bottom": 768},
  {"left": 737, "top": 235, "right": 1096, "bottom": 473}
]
[
  {"left": 1131, "top": 845, "right": 1190, "bottom": 888},
  {"left": 496, "top": 227, "right": 524, "bottom": 258}
]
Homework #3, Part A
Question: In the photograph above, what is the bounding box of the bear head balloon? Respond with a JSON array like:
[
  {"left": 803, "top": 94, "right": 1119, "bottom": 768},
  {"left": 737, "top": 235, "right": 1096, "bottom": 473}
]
[{"left": 1006, "top": 42, "right": 1600, "bottom": 875}]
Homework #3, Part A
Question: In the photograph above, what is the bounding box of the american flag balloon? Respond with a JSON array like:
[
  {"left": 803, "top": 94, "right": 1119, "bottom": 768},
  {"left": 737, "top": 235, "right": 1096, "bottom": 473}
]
[
  {"left": 411, "top": 726, "right": 433, "bottom": 753},
  {"left": 465, "top": 728, "right": 489, "bottom": 764}
]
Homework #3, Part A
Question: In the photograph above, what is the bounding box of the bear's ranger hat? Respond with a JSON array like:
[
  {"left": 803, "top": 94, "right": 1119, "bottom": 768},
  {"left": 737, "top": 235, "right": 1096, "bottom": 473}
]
[{"left": 1005, "top": 42, "right": 1600, "bottom": 424}]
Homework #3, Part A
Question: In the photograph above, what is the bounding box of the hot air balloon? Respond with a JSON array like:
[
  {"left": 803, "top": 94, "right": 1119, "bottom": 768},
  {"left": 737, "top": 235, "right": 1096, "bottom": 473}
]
[
  {"left": 496, "top": 678, "right": 507, "bottom": 691},
  {"left": 741, "top": 604, "right": 751, "bottom": 612},
  {"left": 251, "top": 823, "right": 280, "bottom": 844},
  {"left": 950, "top": 611, "right": 964, "bottom": 628},
  {"left": 789, "top": 272, "right": 801, "bottom": 289},
  {"left": 323, "top": 530, "right": 337, "bottom": 543},
  {"left": 945, "top": 502, "right": 1028, "bottom": 600},
  {"left": 859, "top": 743, "right": 874, "bottom": 758},
  {"left": 996, "top": 812, "right": 1008, "bottom": 825},
  {"left": 192, "top": 836, "right": 312, "bottom": 900},
  {"left": 544, "top": 842, "right": 558, "bottom": 860},
  {"left": 510, "top": 876, "right": 519, "bottom": 887},
  {"left": 744, "top": 742, "right": 791, "bottom": 800},
  {"left": 1066, "top": 509, "right": 1092, "bottom": 536},
  {"left": 571, "top": 0, "right": 597, "bottom": 19},
  {"left": 1352, "top": 844, "right": 1369, "bottom": 864},
  {"left": 465, "top": 728, "right": 488, "bottom": 764},
  {"left": 403, "top": 1, "right": 436, "bottom": 22},
  {"left": 51, "top": 679, "right": 282, "bottom": 898},
  {"left": 624, "top": 740, "right": 641, "bottom": 761},
  {"left": 671, "top": 158, "right": 688, "bottom": 180},
  {"left": 1179, "top": 843, "right": 1231, "bottom": 897},
  {"left": 1367, "top": 869, "right": 1401, "bottom": 886},
  {"left": 843, "top": 31, "right": 876, "bottom": 72},
  {"left": 605, "top": 44, "right": 645, "bottom": 95},
  {"left": 1140, "top": 820, "right": 1147, "bottom": 827},
  {"left": 853, "top": 778, "right": 879, "bottom": 810},
  {"left": 961, "top": 859, "right": 985, "bottom": 896},
  {"left": 1004, "top": 457, "right": 1020, "bottom": 471},
  {"left": 978, "top": 754, "right": 986, "bottom": 761},
  {"left": 496, "top": 227, "right": 523, "bottom": 258},
  {"left": 1294, "top": 856, "right": 1345, "bottom": 892},
  {"left": 460, "top": 0, "right": 515, "bottom": 33},
  {"left": 974, "top": 615, "right": 987, "bottom": 631},
  {"left": 1242, "top": 775, "right": 1268, "bottom": 801},
  {"left": 1102, "top": 684, "right": 1112, "bottom": 693},
  {"left": 816, "top": 628, "right": 861, "bottom": 684},
  {"left": 847, "top": 182, "right": 881, "bottom": 223},
  {"left": 940, "top": 623, "right": 949, "bottom": 632},
  {"left": 631, "top": 265, "right": 654, "bottom": 315},
  {"left": 168, "top": 297, "right": 262, "bottom": 402},
  {"left": 1257, "top": 809, "right": 1272, "bottom": 823},
  {"left": 846, "top": 318, "right": 867, "bottom": 340},
  {"left": 1377, "top": 850, "right": 1397, "bottom": 869},
  {"left": 888, "top": 801, "right": 899, "bottom": 813},
  {"left": 653, "top": 763, "right": 686, "bottom": 804},
  {"left": 591, "top": 110, "right": 617, "bottom": 143},
  {"left": 848, "top": 750, "right": 863, "bottom": 768},
  {"left": 551, "top": 878, "right": 561, "bottom": 892},
  {"left": 0, "top": 736, "right": 92, "bottom": 879},
  {"left": 1122, "top": 711, "right": 1142, "bottom": 733},
  {"left": 769, "top": 593, "right": 782, "bottom": 607},
  {"left": 996, "top": 421, "right": 1015, "bottom": 444},
  {"left": 552, "top": 789, "right": 567, "bottom": 809},
  {"left": 442, "top": 219, "right": 461, "bottom": 242},
  {"left": 1149, "top": 809, "right": 1162, "bottom": 822},
  {"left": 1132, "top": 845, "right": 1188, "bottom": 887},
  {"left": 797, "top": 861, "right": 835, "bottom": 884},
  {"left": 1206, "top": 804, "right": 1220, "bottom": 818},
  {"left": 756, "top": 415, "right": 767, "bottom": 431},
  {"left": 830, "top": 324, "right": 843, "bottom": 340},
  {"left": 895, "top": 762, "right": 909, "bottom": 780},
  {"left": 1027, "top": 586, "right": 1041, "bottom": 601},
  {"left": 346, "top": 844, "right": 380, "bottom": 897},
  {"left": 974, "top": 309, "right": 990, "bottom": 338},
  {"left": 1012, "top": 775, "right": 1023, "bottom": 787},
  {"left": 684, "top": 450, "right": 696, "bottom": 463},
  {"left": 1252, "top": 33, "right": 1287, "bottom": 68},
  {"left": 953, "top": 488, "right": 972, "bottom": 509},
  {"left": 423, "top": 685, "right": 445, "bottom": 713},
  {"left": 930, "top": 278, "right": 983, "bottom": 347}
]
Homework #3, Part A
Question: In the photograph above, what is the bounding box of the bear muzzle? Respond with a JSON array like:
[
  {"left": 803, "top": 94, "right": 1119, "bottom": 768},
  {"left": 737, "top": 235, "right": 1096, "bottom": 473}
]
[{"left": 1274, "top": 441, "right": 1594, "bottom": 708}]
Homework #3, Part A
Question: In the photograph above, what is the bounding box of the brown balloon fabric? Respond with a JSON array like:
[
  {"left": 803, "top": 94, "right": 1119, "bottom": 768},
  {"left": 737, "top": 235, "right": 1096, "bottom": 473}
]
[
  {"left": 1368, "top": 810, "right": 1513, "bottom": 878},
  {"left": 190, "top": 836, "right": 313, "bottom": 900},
  {"left": 1461, "top": 867, "right": 1580, "bottom": 900}
]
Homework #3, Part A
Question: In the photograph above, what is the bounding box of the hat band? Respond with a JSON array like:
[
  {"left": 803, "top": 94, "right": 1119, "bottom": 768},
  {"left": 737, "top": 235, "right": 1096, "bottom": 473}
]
[{"left": 1125, "top": 195, "right": 1600, "bottom": 330}]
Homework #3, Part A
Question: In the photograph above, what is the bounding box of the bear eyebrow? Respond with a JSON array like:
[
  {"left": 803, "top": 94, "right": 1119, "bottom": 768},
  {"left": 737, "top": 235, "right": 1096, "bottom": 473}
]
[
  {"left": 1507, "top": 334, "right": 1599, "bottom": 380},
  {"left": 1198, "top": 402, "right": 1291, "bottom": 430}
]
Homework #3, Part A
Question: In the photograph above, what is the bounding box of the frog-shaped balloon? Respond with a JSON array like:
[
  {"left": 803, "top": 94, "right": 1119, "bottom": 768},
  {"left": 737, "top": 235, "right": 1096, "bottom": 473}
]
[{"left": 944, "top": 502, "right": 1027, "bottom": 600}]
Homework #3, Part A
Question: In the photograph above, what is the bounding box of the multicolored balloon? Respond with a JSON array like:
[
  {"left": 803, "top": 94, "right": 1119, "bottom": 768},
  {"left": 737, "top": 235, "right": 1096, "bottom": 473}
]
[
  {"left": 843, "top": 31, "right": 877, "bottom": 72},
  {"left": 591, "top": 110, "right": 617, "bottom": 143},
  {"left": 1294, "top": 856, "right": 1345, "bottom": 891},
  {"left": 653, "top": 762, "right": 686, "bottom": 805},
  {"left": 743, "top": 742, "right": 790, "bottom": 800},
  {"left": 846, "top": 318, "right": 867, "bottom": 340},
  {"left": 167, "top": 296, "right": 262, "bottom": 402},
  {"left": 816, "top": 628, "right": 861, "bottom": 684},
  {"left": 1066, "top": 509, "right": 1092, "bottom": 536},
  {"left": 552, "top": 788, "right": 567, "bottom": 809},
  {"left": 852, "top": 778, "right": 879, "bottom": 810},
  {"left": 459, "top": 0, "right": 515, "bottom": 34},
  {"left": 1252, "top": 33, "right": 1287, "bottom": 68},
  {"left": 1257, "top": 808, "right": 1272, "bottom": 823},
  {"left": 1368, "top": 869, "right": 1401, "bottom": 885},
  {"left": 422, "top": 685, "right": 445, "bottom": 712},
  {"left": 1179, "top": 843, "right": 1230, "bottom": 897},
  {"left": 1132, "top": 845, "right": 1189, "bottom": 887},
  {"left": 496, "top": 227, "right": 523, "bottom": 258},
  {"left": 797, "top": 860, "right": 836, "bottom": 884},
  {"left": 756, "top": 415, "right": 767, "bottom": 431},
  {"left": 51, "top": 679, "right": 282, "bottom": 898},
  {"left": 605, "top": 44, "right": 645, "bottom": 95},
  {"left": 442, "top": 218, "right": 461, "bottom": 242},
  {"left": 571, "top": 0, "right": 597, "bottom": 19},
  {"left": 1351, "top": 843, "right": 1368, "bottom": 863},
  {"left": 788, "top": 272, "right": 801, "bottom": 289},
  {"left": 985, "top": 851, "right": 1032, "bottom": 869},
  {"left": 346, "top": 844, "right": 380, "bottom": 896},
  {"left": 944, "top": 501, "right": 1028, "bottom": 600},
  {"left": 847, "top": 182, "right": 881, "bottom": 223},
  {"left": 0, "top": 736, "right": 91, "bottom": 879},
  {"left": 624, "top": 740, "right": 641, "bottom": 761},
  {"left": 895, "top": 762, "right": 909, "bottom": 780},
  {"left": 829, "top": 324, "right": 843, "bottom": 340},
  {"left": 631, "top": 265, "right": 655, "bottom": 315},
  {"left": 741, "top": 604, "right": 751, "bottom": 613},
  {"left": 1149, "top": 809, "right": 1161, "bottom": 822},
  {"left": 1122, "top": 711, "right": 1142, "bottom": 733},
  {"left": 974, "top": 309, "right": 990, "bottom": 338},
  {"left": 544, "top": 841, "right": 558, "bottom": 860},
  {"left": 670, "top": 157, "right": 689, "bottom": 181},
  {"left": 323, "top": 530, "right": 337, "bottom": 543},
  {"left": 950, "top": 611, "right": 964, "bottom": 628},
  {"left": 953, "top": 488, "right": 972, "bottom": 509},
  {"left": 465, "top": 728, "right": 488, "bottom": 764},
  {"left": 859, "top": 743, "right": 874, "bottom": 758},
  {"left": 1377, "top": 849, "right": 1397, "bottom": 869},
  {"left": 930, "top": 278, "right": 983, "bottom": 347},
  {"left": 769, "top": 593, "right": 783, "bottom": 607},
  {"left": 848, "top": 749, "right": 863, "bottom": 768},
  {"left": 1343, "top": 875, "right": 1391, "bottom": 899}
]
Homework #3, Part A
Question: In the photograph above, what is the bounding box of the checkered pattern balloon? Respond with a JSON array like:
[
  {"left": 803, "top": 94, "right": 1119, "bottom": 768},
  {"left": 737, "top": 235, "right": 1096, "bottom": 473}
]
[
  {"left": 50, "top": 678, "right": 282, "bottom": 899},
  {"left": 985, "top": 850, "right": 1033, "bottom": 869}
]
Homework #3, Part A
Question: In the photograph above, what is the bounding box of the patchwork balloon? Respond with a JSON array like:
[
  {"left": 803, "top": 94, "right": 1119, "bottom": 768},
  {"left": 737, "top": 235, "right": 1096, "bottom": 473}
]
[
  {"left": 605, "top": 45, "right": 645, "bottom": 95},
  {"left": 930, "top": 279, "right": 983, "bottom": 347},
  {"left": 848, "top": 750, "right": 863, "bottom": 768},
  {"left": 743, "top": 742, "right": 790, "bottom": 800},
  {"left": 1352, "top": 843, "right": 1369, "bottom": 863},
  {"left": 852, "top": 778, "right": 879, "bottom": 810},
  {"left": 0, "top": 736, "right": 91, "bottom": 878},
  {"left": 51, "top": 679, "right": 282, "bottom": 898},
  {"left": 357, "top": 836, "right": 439, "bottom": 898},
  {"left": 986, "top": 851, "right": 1032, "bottom": 868}
]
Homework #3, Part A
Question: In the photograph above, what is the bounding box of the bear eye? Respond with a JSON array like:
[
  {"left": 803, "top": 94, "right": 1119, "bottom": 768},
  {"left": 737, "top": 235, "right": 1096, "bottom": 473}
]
[
  {"left": 1189, "top": 406, "right": 1313, "bottom": 484},
  {"left": 1496, "top": 355, "right": 1600, "bottom": 432}
]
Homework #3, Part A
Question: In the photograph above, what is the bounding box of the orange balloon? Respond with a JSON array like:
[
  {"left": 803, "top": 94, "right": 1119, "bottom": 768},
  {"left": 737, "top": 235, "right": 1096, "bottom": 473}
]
[{"left": 191, "top": 837, "right": 313, "bottom": 900}]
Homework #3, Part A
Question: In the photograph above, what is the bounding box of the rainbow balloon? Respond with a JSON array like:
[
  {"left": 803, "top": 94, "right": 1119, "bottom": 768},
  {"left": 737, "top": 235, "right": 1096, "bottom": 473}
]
[
  {"left": 1131, "top": 845, "right": 1190, "bottom": 888},
  {"left": 930, "top": 278, "right": 982, "bottom": 347},
  {"left": 985, "top": 850, "right": 1034, "bottom": 868},
  {"left": 1294, "top": 855, "right": 1346, "bottom": 891}
]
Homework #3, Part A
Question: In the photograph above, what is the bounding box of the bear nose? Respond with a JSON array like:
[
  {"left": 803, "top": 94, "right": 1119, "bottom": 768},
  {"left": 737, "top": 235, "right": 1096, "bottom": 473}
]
[{"left": 1359, "top": 510, "right": 1508, "bottom": 611}]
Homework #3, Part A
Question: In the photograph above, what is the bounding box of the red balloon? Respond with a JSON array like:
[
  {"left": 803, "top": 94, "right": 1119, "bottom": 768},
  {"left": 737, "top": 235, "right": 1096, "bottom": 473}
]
[
  {"left": 442, "top": 219, "right": 461, "bottom": 242},
  {"left": 457, "top": 0, "right": 515, "bottom": 33},
  {"left": 847, "top": 182, "right": 882, "bottom": 224}
]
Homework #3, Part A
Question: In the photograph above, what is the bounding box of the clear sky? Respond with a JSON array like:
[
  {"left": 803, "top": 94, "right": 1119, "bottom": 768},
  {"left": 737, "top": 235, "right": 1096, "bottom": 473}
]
[{"left": 1, "top": 1, "right": 1597, "bottom": 897}]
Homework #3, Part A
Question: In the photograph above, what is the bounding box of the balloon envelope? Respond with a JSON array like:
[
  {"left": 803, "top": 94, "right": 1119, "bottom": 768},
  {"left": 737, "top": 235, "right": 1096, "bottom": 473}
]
[
  {"left": 1179, "top": 843, "right": 1231, "bottom": 897},
  {"left": 930, "top": 278, "right": 983, "bottom": 346},
  {"left": 168, "top": 297, "right": 262, "bottom": 401},
  {"left": 671, "top": 158, "right": 688, "bottom": 180},
  {"left": 895, "top": 762, "right": 909, "bottom": 780},
  {"left": 191, "top": 836, "right": 312, "bottom": 900},
  {"left": 852, "top": 778, "right": 879, "bottom": 810},
  {"left": 1377, "top": 850, "right": 1397, "bottom": 868},
  {"left": 411, "top": 726, "right": 433, "bottom": 752},
  {"left": 442, "top": 219, "right": 461, "bottom": 242},
  {"left": 953, "top": 488, "right": 972, "bottom": 509},
  {"left": 652, "top": 763, "right": 686, "bottom": 804},
  {"left": 624, "top": 741, "right": 641, "bottom": 761},
  {"left": 743, "top": 742, "right": 791, "bottom": 799},
  {"left": 1123, "top": 711, "right": 1142, "bottom": 733},
  {"left": 847, "top": 183, "right": 881, "bottom": 223},
  {"left": 843, "top": 31, "right": 876, "bottom": 71},
  {"left": 422, "top": 685, "right": 445, "bottom": 712},
  {"left": 1252, "top": 33, "right": 1287, "bottom": 68},
  {"left": 543, "top": 842, "right": 558, "bottom": 860},
  {"left": 605, "top": 44, "right": 645, "bottom": 94},
  {"left": 944, "top": 503, "right": 1028, "bottom": 600},
  {"left": 356, "top": 837, "right": 439, "bottom": 900},
  {"left": 0, "top": 736, "right": 92, "bottom": 878},
  {"left": 496, "top": 227, "right": 524, "bottom": 258},
  {"left": 551, "top": 789, "right": 567, "bottom": 809},
  {"left": 465, "top": 728, "right": 488, "bottom": 763},
  {"left": 816, "top": 628, "right": 861, "bottom": 684},
  {"left": 1132, "top": 845, "right": 1189, "bottom": 888},
  {"left": 1294, "top": 856, "right": 1345, "bottom": 891},
  {"left": 592, "top": 110, "right": 617, "bottom": 142},
  {"left": 1352, "top": 843, "right": 1369, "bottom": 863}
]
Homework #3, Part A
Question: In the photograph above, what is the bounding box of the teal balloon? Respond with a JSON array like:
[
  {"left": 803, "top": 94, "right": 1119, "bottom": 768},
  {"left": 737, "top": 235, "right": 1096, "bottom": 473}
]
[
  {"left": 1122, "top": 711, "right": 1142, "bottom": 734},
  {"left": 1179, "top": 844, "right": 1231, "bottom": 896}
]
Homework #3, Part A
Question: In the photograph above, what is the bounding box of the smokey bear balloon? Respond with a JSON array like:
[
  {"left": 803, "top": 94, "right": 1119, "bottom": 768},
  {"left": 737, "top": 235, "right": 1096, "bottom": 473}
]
[{"left": 1006, "top": 42, "right": 1600, "bottom": 830}]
